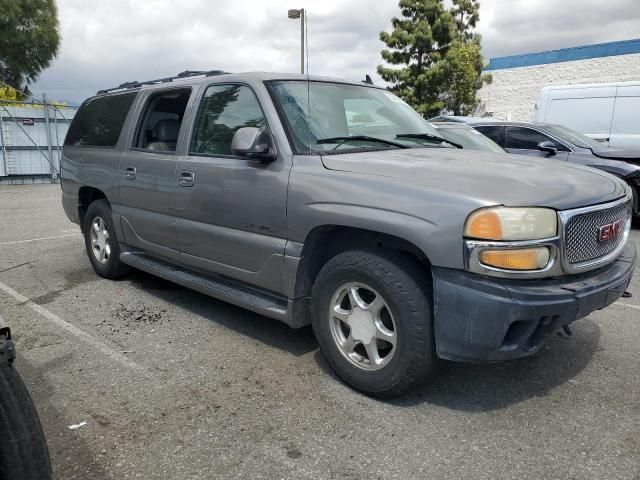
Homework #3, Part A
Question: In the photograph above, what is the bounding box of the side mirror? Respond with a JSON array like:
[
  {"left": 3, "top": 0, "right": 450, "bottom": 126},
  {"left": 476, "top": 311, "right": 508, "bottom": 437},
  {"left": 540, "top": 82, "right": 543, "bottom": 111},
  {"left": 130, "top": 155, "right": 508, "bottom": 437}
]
[
  {"left": 231, "top": 127, "right": 276, "bottom": 161},
  {"left": 537, "top": 140, "right": 557, "bottom": 156}
]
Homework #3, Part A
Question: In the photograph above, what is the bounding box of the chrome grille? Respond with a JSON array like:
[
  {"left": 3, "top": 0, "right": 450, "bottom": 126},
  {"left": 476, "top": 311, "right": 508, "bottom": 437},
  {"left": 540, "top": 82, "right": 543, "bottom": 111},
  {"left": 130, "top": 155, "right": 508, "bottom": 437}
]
[{"left": 564, "top": 200, "right": 631, "bottom": 264}]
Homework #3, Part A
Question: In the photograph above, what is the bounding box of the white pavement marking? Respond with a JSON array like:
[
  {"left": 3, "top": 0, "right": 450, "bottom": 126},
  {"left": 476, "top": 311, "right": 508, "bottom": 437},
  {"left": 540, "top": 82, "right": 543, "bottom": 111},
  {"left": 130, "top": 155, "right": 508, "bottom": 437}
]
[
  {"left": 614, "top": 302, "right": 640, "bottom": 311},
  {"left": 0, "top": 233, "right": 81, "bottom": 246},
  {"left": 0, "top": 280, "right": 143, "bottom": 371}
]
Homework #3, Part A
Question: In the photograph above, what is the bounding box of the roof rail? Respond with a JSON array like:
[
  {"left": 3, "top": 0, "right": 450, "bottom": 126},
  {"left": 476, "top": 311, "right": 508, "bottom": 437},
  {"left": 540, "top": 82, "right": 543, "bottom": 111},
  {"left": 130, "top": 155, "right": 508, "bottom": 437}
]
[{"left": 96, "top": 70, "right": 227, "bottom": 95}]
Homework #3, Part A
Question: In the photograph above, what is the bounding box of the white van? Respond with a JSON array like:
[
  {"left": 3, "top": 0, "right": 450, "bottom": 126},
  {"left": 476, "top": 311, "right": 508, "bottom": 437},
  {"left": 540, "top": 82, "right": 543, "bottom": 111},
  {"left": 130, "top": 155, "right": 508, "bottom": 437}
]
[{"left": 533, "top": 81, "right": 640, "bottom": 149}]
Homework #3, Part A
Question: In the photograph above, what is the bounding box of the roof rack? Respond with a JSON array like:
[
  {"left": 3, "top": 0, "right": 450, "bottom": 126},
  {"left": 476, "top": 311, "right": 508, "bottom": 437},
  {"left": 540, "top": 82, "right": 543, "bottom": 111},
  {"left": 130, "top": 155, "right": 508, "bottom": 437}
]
[{"left": 96, "top": 70, "right": 228, "bottom": 95}]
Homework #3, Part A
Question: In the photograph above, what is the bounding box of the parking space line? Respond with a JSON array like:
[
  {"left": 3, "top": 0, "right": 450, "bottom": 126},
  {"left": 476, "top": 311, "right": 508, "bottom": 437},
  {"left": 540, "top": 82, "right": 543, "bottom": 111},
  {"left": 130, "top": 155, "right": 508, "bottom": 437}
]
[
  {"left": 0, "top": 233, "right": 81, "bottom": 246},
  {"left": 0, "top": 280, "right": 143, "bottom": 371}
]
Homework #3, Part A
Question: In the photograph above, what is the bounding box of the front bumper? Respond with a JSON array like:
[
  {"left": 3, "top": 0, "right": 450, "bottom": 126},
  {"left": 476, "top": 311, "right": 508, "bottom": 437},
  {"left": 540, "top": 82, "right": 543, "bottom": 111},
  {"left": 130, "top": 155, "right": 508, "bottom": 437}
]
[{"left": 433, "top": 241, "right": 636, "bottom": 362}]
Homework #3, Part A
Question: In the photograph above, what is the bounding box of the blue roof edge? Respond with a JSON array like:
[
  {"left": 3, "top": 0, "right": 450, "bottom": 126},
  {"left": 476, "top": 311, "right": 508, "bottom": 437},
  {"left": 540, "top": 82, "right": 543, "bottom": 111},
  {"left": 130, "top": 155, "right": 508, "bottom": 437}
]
[{"left": 484, "top": 38, "right": 640, "bottom": 71}]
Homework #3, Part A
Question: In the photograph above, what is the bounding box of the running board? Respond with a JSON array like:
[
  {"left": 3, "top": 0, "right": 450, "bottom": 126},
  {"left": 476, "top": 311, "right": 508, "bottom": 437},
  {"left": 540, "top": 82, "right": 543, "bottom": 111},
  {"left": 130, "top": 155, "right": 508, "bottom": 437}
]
[{"left": 120, "top": 252, "right": 291, "bottom": 324}]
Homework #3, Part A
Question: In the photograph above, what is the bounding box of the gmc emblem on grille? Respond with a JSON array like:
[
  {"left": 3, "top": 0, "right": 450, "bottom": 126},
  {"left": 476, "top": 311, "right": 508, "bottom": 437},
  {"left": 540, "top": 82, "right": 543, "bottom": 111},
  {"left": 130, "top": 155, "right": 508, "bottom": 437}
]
[{"left": 598, "top": 219, "right": 623, "bottom": 242}]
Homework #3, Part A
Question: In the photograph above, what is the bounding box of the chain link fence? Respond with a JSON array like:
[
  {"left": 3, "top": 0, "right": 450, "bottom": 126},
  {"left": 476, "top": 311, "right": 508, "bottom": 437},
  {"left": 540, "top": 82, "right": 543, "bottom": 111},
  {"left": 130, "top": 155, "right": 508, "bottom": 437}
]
[{"left": 0, "top": 98, "right": 79, "bottom": 184}]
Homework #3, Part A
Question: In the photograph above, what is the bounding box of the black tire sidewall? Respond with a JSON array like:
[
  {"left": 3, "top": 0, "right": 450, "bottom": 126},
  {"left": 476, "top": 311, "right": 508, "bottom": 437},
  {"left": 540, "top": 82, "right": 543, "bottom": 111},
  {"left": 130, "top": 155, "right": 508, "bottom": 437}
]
[
  {"left": 83, "top": 200, "right": 127, "bottom": 279},
  {"left": 0, "top": 361, "right": 52, "bottom": 480},
  {"left": 311, "top": 250, "right": 435, "bottom": 397}
]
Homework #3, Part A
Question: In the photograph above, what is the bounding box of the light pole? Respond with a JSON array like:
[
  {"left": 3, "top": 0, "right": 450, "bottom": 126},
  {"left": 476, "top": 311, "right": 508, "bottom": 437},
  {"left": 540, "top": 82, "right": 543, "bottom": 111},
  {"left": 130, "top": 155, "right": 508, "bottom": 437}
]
[{"left": 287, "top": 8, "right": 305, "bottom": 74}]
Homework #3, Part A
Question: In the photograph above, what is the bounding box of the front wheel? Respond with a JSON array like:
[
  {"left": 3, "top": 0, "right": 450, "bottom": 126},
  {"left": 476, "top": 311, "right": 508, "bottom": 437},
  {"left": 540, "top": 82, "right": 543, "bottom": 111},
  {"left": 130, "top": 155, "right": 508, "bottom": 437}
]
[{"left": 311, "top": 249, "right": 436, "bottom": 398}]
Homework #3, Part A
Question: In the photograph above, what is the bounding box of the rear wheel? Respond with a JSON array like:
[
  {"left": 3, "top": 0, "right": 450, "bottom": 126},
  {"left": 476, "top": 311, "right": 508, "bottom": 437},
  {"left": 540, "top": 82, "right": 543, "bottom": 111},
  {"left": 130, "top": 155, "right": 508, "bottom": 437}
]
[
  {"left": 311, "top": 249, "right": 436, "bottom": 398},
  {"left": 83, "top": 199, "right": 130, "bottom": 279}
]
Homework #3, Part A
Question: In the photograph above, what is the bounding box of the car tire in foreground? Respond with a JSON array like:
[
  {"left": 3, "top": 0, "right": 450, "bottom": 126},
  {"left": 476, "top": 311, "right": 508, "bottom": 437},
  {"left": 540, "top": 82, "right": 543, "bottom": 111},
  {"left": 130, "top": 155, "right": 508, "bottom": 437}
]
[
  {"left": 311, "top": 249, "right": 437, "bottom": 398},
  {"left": 0, "top": 333, "right": 52, "bottom": 480}
]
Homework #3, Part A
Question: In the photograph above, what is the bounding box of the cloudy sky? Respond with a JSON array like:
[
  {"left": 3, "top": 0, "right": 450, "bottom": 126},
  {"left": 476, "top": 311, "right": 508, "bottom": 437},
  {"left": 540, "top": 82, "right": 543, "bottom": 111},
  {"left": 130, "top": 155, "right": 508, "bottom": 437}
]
[{"left": 31, "top": 0, "right": 640, "bottom": 103}]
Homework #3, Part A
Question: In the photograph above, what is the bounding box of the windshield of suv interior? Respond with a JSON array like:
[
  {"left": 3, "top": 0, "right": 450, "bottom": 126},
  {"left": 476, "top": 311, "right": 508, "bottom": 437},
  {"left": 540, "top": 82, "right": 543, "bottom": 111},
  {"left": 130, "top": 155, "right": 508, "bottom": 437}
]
[
  {"left": 268, "top": 81, "right": 446, "bottom": 154},
  {"left": 540, "top": 124, "right": 602, "bottom": 150}
]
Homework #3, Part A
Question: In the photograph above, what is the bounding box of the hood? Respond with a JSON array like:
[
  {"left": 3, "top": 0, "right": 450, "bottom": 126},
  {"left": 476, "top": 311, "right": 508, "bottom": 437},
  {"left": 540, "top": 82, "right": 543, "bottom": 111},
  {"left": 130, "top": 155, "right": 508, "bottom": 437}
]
[
  {"left": 321, "top": 148, "right": 627, "bottom": 211},
  {"left": 592, "top": 147, "right": 640, "bottom": 161}
]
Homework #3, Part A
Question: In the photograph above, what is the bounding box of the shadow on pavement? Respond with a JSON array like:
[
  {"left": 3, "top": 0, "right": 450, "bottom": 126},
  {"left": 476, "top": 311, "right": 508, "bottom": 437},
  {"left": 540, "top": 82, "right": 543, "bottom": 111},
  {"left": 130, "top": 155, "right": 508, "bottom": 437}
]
[
  {"left": 126, "top": 268, "right": 600, "bottom": 413},
  {"left": 389, "top": 320, "right": 601, "bottom": 411},
  {"left": 127, "top": 270, "right": 318, "bottom": 357}
]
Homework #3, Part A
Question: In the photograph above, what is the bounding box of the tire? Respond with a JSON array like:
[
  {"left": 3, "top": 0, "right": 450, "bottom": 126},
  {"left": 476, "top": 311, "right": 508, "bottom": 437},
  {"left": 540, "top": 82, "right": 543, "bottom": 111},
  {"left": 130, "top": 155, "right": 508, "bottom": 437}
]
[
  {"left": 83, "top": 199, "right": 130, "bottom": 279},
  {"left": 311, "top": 249, "right": 436, "bottom": 398},
  {"left": 0, "top": 358, "right": 52, "bottom": 480}
]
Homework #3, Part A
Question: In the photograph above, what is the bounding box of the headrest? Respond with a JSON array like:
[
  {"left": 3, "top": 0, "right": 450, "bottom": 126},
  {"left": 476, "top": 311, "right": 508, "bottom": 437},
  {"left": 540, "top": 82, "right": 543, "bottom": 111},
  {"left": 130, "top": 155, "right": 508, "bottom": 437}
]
[{"left": 155, "top": 119, "right": 179, "bottom": 142}]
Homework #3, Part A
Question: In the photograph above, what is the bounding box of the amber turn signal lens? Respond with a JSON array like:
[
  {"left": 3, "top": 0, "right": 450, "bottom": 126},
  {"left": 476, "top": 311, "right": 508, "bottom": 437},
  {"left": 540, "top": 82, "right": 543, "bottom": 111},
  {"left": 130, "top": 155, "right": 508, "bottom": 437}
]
[
  {"left": 480, "top": 247, "right": 550, "bottom": 271},
  {"left": 465, "top": 210, "right": 503, "bottom": 240}
]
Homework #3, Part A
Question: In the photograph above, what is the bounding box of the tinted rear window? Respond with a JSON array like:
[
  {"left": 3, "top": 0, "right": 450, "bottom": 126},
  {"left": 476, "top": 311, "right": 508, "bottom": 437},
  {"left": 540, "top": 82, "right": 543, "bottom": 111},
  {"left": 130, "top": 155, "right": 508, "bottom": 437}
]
[
  {"left": 65, "top": 92, "right": 137, "bottom": 147},
  {"left": 473, "top": 125, "right": 505, "bottom": 146}
]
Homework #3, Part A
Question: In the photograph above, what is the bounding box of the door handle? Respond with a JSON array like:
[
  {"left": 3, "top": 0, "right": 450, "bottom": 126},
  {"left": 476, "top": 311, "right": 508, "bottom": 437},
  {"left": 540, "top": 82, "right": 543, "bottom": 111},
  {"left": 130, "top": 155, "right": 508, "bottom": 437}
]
[
  {"left": 125, "top": 167, "right": 136, "bottom": 180},
  {"left": 179, "top": 171, "right": 195, "bottom": 187}
]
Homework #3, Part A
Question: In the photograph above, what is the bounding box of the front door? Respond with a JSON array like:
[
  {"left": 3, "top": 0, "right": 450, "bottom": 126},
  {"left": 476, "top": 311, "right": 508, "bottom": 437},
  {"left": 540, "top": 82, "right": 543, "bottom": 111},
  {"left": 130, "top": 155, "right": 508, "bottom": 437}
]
[
  {"left": 174, "top": 83, "right": 290, "bottom": 293},
  {"left": 118, "top": 87, "right": 192, "bottom": 257}
]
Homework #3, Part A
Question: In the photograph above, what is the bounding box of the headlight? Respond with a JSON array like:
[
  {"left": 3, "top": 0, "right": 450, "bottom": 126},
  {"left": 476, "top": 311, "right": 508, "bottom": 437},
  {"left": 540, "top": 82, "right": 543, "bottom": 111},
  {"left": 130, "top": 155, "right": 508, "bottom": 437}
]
[{"left": 464, "top": 207, "right": 557, "bottom": 241}]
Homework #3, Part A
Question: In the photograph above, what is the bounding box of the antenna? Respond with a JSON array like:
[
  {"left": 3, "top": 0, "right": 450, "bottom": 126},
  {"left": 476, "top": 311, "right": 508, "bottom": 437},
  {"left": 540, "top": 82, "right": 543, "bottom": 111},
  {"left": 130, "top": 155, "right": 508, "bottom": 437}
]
[{"left": 363, "top": 74, "right": 373, "bottom": 85}]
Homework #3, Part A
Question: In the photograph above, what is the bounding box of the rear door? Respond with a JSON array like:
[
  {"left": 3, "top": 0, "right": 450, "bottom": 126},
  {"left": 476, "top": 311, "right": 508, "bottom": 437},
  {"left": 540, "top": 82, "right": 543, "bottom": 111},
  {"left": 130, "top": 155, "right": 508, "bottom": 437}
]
[
  {"left": 118, "top": 87, "right": 192, "bottom": 257},
  {"left": 173, "top": 82, "right": 290, "bottom": 293},
  {"left": 609, "top": 84, "right": 640, "bottom": 148}
]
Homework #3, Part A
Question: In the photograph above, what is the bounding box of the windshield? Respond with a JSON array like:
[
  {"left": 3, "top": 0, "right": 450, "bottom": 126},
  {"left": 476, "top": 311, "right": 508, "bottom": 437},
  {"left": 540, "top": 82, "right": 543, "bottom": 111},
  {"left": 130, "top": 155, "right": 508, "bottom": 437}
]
[
  {"left": 540, "top": 124, "right": 602, "bottom": 150},
  {"left": 268, "top": 81, "right": 445, "bottom": 153},
  {"left": 433, "top": 126, "right": 506, "bottom": 153}
]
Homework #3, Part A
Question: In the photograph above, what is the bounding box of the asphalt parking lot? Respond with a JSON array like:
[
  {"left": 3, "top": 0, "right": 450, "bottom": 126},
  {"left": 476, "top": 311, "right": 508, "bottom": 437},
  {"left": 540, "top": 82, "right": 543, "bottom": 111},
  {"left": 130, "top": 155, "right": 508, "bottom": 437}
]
[{"left": 0, "top": 184, "right": 639, "bottom": 480}]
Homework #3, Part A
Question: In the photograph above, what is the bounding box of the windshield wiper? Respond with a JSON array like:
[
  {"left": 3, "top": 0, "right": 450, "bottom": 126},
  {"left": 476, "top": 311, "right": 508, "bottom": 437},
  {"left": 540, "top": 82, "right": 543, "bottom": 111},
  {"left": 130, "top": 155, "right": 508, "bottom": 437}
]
[
  {"left": 317, "top": 135, "right": 409, "bottom": 150},
  {"left": 396, "top": 133, "right": 463, "bottom": 149}
]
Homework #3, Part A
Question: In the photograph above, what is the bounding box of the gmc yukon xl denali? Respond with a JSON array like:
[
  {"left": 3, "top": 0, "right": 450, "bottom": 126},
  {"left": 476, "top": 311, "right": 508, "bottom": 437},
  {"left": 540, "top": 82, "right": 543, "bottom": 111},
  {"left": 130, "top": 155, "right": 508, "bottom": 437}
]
[{"left": 61, "top": 71, "right": 636, "bottom": 397}]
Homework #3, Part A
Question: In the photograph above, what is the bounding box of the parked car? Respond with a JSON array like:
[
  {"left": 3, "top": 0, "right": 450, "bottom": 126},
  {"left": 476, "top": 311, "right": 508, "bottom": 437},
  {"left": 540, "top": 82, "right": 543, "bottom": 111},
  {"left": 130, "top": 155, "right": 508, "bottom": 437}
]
[
  {"left": 533, "top": 81, "right": 640, "bottom": 148},
  {"left": 468, "top": 121, "right": 640, "bottom": 217},
  {"left": 0, "top": 314, "right": 52, "bottom": 480},
  {"left": 427, "top": 115, "right": 488, "bottom": 124},
  {"left": 61, "top": 71, "right": 636, "bottom": 397},
  {"left": 430, "top": 122, "right": 506, "bottom": 153}
]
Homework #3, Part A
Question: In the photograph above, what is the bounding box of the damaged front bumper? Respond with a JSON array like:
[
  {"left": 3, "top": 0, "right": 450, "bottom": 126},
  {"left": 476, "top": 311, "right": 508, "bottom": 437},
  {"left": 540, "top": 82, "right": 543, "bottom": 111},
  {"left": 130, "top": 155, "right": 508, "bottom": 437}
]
[{"left": 433, "top": 241, "right": 636, "bottom": 362}]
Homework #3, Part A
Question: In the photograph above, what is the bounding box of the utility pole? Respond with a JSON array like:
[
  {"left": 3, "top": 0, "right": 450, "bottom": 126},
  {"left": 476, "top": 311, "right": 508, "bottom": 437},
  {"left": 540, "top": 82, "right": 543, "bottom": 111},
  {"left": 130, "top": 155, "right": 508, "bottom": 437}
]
[
  {"left": 288, "top": 8, "right": 305, "bottom": 74},
  {"left": 42, "top": 93, "right": 55, "bottom": 178}
]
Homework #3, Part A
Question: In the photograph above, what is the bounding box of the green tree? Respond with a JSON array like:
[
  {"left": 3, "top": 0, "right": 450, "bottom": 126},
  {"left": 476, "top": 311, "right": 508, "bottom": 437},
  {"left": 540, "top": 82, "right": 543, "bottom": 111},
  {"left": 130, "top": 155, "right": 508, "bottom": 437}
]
[
  {"left": 0, "top": 0, "right": 60, "bottom": 99},
  {"left": 378, "top": 0, "right": 490, "bottom": 117},
  {"left": 378, "top": 0, "right": 456, "bottom": 116},
  {"left": 450, "top": 0, "right": 480, "bottom": 38}
]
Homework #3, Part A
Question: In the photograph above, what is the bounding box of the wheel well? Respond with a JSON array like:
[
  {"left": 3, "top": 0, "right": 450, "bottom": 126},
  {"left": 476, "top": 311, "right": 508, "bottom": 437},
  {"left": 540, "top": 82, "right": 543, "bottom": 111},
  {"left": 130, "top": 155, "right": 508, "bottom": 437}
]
[
  {"left": 293, "top": 226, "right": 431, "bottom": 300},
  {"left": 78, "top": 187, "right": 107, "bottom": 232}
]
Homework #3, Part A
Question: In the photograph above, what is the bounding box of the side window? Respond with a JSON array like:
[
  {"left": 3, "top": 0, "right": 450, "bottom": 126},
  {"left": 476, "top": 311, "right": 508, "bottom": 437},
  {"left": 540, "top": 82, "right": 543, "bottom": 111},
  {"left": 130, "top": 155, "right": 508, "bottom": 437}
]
[
  {"left": 133, "top": 88, "right": 191, "bottom": 152},
  {"left": 474, "top": 126, "right": 505, "bottom": 146},
  {"left": 506, "top": 127, "right": 567, "bottom": 151},
  {"left": 65, "top": 92, "right": 137, "bottom": 147},
  {"left": 190, "top": 84, "right": 266, "bottom": 156}
]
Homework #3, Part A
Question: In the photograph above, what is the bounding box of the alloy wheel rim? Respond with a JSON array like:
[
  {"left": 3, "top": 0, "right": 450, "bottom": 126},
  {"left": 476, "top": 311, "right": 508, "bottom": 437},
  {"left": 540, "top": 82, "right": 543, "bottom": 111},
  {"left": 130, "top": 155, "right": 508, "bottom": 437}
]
[
  {"left": 90, "top": 216, "right": 111, "bottom": 265},
  {"left": 328, "top": 282, "right": 397, "bottom": 371}
]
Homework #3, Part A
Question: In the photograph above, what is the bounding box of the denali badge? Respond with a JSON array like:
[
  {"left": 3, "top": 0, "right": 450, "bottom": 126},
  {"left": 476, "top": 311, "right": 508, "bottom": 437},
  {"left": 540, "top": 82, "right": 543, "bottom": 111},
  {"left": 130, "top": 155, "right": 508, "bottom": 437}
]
[{"left": 598, "top": 219, "right": 623, "bottom": 242}]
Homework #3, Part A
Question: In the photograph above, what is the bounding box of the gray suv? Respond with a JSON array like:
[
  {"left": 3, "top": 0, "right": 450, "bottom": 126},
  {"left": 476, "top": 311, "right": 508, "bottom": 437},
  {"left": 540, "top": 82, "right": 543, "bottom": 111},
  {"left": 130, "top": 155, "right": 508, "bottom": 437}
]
[{"left": 61, "top": 71, "right": 636, "bottom": 397}]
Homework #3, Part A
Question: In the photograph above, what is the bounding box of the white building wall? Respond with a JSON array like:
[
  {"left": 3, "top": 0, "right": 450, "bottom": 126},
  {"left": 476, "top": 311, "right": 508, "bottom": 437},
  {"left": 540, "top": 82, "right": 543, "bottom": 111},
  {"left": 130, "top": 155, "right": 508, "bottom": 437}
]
[{"left": 476, "top": 53, "right": 640, "bottom": 121}]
